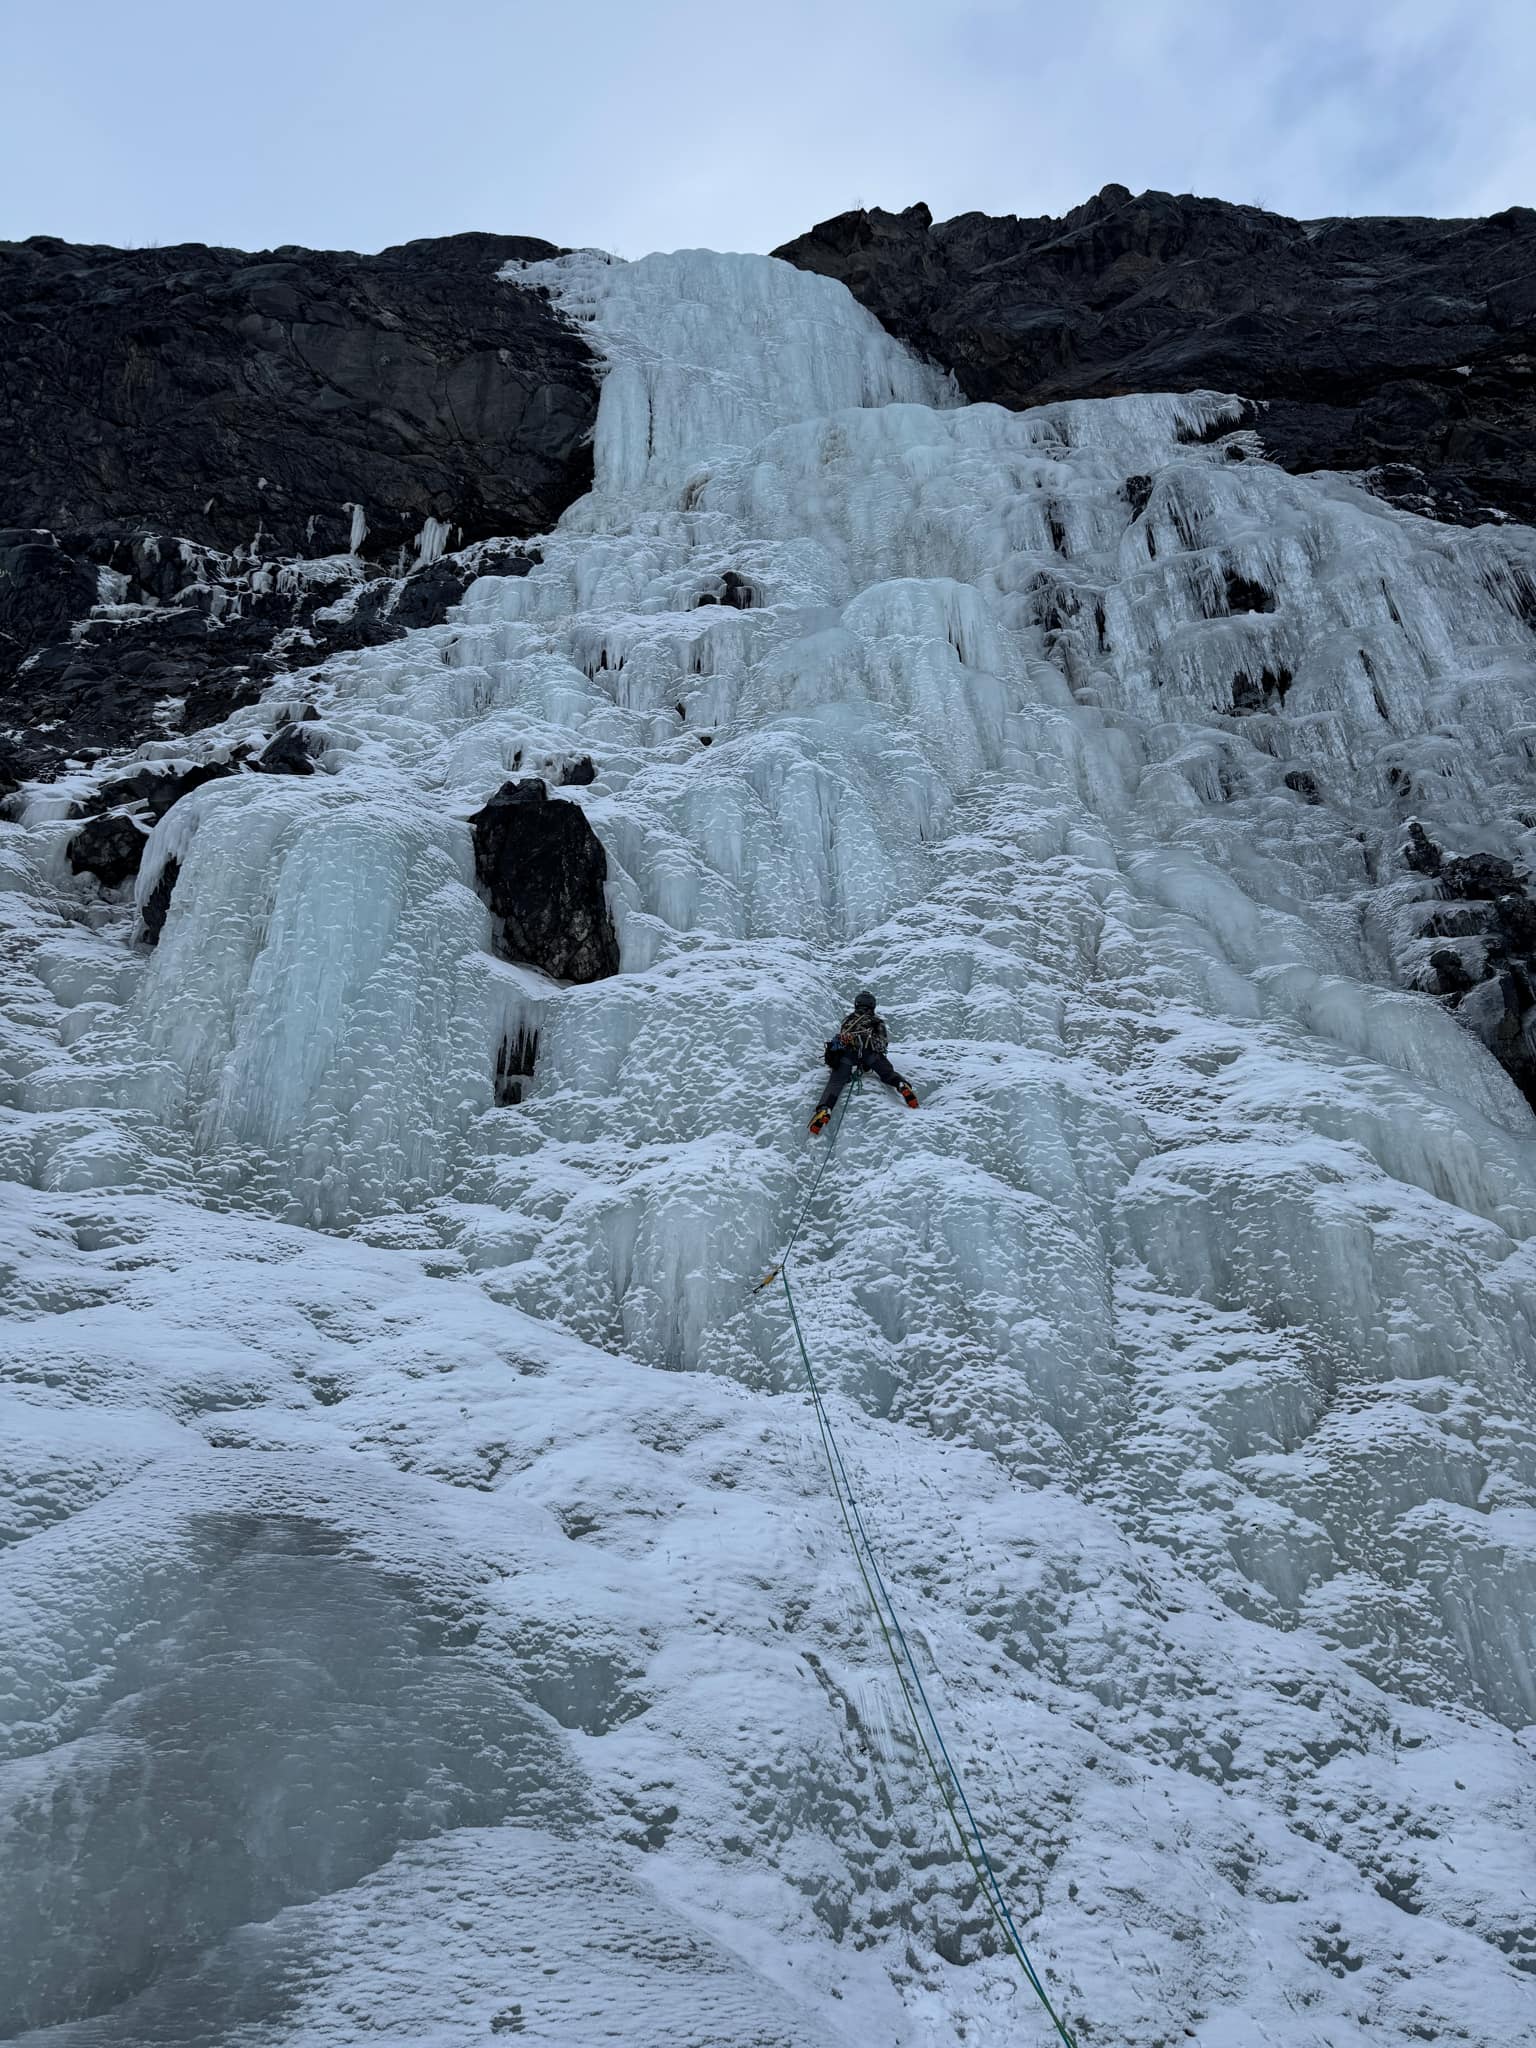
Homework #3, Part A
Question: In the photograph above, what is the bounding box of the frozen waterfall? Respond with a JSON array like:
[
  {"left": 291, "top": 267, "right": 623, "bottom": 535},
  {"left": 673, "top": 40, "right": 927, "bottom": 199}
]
[{"left": 2, "top": 245, "right": 1534, "bottom": 2046}]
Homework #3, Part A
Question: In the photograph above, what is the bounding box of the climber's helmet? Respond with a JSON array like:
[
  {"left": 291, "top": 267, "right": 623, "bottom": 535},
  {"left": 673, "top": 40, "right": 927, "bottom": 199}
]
[{"left": 853, "top": 991, "right": 877, "bottom": 1013}]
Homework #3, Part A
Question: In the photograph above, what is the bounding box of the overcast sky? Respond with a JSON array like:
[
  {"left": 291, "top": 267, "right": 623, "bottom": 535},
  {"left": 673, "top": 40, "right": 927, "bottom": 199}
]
[{"left": 3, "top": 0, "right": 1531, "bottom": 256}]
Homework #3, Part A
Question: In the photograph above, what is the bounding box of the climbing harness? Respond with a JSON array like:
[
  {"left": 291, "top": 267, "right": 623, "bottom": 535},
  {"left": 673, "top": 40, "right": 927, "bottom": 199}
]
[{"left": 758, "top": 1078, "right": 1079, "bottom": 2048}]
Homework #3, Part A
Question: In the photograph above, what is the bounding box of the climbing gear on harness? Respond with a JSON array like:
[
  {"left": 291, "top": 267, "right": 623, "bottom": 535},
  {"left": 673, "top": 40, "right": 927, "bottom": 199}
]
[
  {"left": 756, "top": 1079, "right": 1079, "bottom": 2048},
  {"left": 838, "top": 1010, "right": 887, "bottom": 1057}
]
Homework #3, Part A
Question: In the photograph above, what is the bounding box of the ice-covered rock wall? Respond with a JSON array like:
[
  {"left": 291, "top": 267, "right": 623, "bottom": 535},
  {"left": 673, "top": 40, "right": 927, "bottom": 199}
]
[{"left": 2, "top": 245, "right": 1534, "bottom": 2046}]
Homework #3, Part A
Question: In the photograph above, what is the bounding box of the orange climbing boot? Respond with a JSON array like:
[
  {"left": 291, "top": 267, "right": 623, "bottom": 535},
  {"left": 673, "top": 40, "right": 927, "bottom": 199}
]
[
  {"left": 808, "top": 1107, "right": 831, "bottom": 1136},
  {"left": 899, "top": 1083, "right": 920, "bottom": 1109}
]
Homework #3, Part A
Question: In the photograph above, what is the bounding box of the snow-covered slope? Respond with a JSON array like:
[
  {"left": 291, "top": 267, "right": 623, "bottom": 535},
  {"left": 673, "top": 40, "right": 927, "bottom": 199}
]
[{"left": 2, "top": 247, "right": 1535, "bottom": 2046}]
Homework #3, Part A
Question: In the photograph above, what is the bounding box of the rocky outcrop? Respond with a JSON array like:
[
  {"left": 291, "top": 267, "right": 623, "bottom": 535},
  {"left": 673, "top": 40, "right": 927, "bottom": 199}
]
[
  {"left": 81, "top": 752, "right": 246, "bottom": 822},
  {"left": 1, "top": 232, "right": 597, "bottom": 561},
  {"left": 0, "top": 534, "right": 540, "bottom": 787},
  {"left": 0, "top": 530, "right": 98, "bottom": 678},
  {"left": 1406, "top": 822, "right": 1536, "bottom": 1106},
  {"left": 251, "top": 724, "right": 317, "bottom": 776},
  {"left": 65, "top": 722, "right": 323, "bottom": 907},
  {"left": 67, "top": 812, "right": 148, "bottom": 888},
  {"left": 0, "top": 230, "right": 595, "bottom": 785},
  {"left": 694, "top": 570, "right": 756, "bottom": 610},
  {"left": 775, "top": 188, "right": 1536, "bottom": 525},
  {"left": 469, "top": 779, "right": 619, "bottom": 984}
]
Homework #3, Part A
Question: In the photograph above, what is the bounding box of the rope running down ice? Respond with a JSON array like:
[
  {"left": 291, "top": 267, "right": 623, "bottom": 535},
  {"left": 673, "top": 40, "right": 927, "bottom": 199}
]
[{"left": 758, "top": 1078, "right": 1079, "bottom": 2048}]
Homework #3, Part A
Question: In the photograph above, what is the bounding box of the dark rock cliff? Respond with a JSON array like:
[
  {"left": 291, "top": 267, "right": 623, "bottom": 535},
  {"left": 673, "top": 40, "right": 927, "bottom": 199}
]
[
  {"left": 1, "top": 230, "right": 596, "bottom": 561},
  {"left": 0, "top": 231, "right": 598, "bottom": 785},
  {"left": 775, "top": 186, "right": 1536, "bottom": 526}
]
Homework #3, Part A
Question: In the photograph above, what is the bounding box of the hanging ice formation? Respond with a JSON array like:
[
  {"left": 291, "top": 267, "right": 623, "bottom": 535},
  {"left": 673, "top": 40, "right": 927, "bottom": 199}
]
[{"left": 2, "top": 245, "right": 1535, "bottom": 2047}]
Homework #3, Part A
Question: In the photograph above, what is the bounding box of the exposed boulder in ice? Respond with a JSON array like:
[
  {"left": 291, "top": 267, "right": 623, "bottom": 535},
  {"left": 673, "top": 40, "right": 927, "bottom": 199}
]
[
  {"left": 387, "top": 543, "right": 538, "bottom": 629},
  {"left": 252, "top": 724, "right": 318, "bottom": 776},
  {"left": 67, "top": 749, "right": 263, "bottom": 895},
  {"left": 470, "top": 778, "right": 619, "bottom": 984},
  {"left": 66, "top": 811, "right": 149, "bottom": 888},
  {"left": 695, "top": 569, "right": 757, "bottom": 610},
  {"left": 84, "top": 752, "right": 246, "bottom": 822}
]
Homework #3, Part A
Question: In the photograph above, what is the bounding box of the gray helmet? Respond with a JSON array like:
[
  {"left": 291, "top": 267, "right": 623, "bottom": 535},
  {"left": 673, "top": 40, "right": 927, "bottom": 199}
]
[{"left": 853, "top": 991, "right": 877, "bottom": 1012}]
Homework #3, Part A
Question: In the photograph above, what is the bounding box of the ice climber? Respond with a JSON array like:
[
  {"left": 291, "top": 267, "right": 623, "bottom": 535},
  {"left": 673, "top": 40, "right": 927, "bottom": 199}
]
[{"left": 809, "top": 991, "right": 920, "bottom": 1134}]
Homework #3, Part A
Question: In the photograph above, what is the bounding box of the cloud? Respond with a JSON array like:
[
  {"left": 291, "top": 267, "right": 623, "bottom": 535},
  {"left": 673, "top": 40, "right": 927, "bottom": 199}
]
[{"left": 1, "top": 0, "right": 1529, "bottom": 254}]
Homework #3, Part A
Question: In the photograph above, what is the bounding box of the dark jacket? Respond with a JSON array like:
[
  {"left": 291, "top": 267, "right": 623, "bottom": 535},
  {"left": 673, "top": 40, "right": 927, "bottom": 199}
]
[{"left": 833, "top": 1010, "right": 888, "bottom": 1060}]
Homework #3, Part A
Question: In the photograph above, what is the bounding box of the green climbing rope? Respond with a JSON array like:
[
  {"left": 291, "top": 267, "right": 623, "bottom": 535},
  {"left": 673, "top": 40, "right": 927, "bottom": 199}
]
[
  {"left": 753, "top": 1075, "right": 859, "bottom": 1294},
  {"left": 762, "top": 1080, "right": 1080, "bottom": 2048}
]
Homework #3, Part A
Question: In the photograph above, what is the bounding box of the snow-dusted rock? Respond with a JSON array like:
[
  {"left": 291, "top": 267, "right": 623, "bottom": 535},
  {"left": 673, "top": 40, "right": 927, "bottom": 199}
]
[{"left": 470, "top": 777, "right": 620, "bottom": 985}]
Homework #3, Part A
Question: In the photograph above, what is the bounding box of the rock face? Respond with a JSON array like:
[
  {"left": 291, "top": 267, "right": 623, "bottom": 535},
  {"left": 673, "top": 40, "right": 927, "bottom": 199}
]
[
  {"left": 251, "top": 725, "right": 317, "bottom": 776},
  {"left": 0, "top": 231, "right": 596, "bottom": 786},
  {"left": 66, "top": 812, "right": 148, "bottom": 888},
  {"left": 1, "top": 232, "right": 598, "bottom": 561},
  {"left": 82, "top": 753, "right": 245, "bottom": 822},
  {"left": 1406, "top": 821, "right": 1536, "bottom": 1104},
  {"left": 0, "top": 531, "right": 542, "bottom": 787},
  {"left": 775, "top": 187, "right": 1536, "bottom": 524},
  {"left": 469, "top": 778, "right": 619, "bottom": 984},
  {"left": 0, "top": 529, "right": 99, "bottom": 675}
]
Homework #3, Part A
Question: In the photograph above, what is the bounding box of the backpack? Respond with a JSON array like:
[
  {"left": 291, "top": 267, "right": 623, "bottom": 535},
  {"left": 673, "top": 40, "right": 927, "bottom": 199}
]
[{"left": 838, "top": 1010, "right": 887, "bottom": 1057}]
